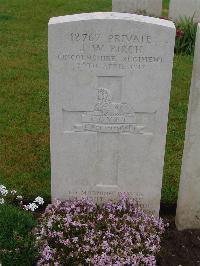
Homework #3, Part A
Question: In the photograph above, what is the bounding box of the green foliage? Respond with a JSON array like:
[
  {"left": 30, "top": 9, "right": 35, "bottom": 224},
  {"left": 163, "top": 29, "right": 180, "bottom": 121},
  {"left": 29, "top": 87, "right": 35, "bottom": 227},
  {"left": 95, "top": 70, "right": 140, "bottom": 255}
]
[
  {"left": 0, "top": 204, "right": 37, "bottom": 266},
  {"left": 175, "top": 16, "right": 197, "bottom": 55}
]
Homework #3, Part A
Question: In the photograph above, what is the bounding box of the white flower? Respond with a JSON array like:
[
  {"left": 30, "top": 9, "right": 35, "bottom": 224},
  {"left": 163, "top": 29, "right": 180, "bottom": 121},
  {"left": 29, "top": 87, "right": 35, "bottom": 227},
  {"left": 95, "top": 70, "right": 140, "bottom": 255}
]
[
  {"left": 0, "top": 185, "right": 8, "bottom": 196},
  {"left": 16, "top": 195, "right": 23, "bottom": 200},
  {"left": 24, "top": 205, "right": 30, "bottom": 211},
  {"left": 24, "top": 202, "right": 38, "bottom": 212},
  {"left": 30, "top": 203, "right": 38, "bottom": 211},
  {"left": 34, "top": 196, "right": 44, "bottom": 205},
  {"left": 0, "top": 198, "right": 5, "bottom": 204},
  {"left": 11, "top": 190, "right": 17, "bottom": 195}
]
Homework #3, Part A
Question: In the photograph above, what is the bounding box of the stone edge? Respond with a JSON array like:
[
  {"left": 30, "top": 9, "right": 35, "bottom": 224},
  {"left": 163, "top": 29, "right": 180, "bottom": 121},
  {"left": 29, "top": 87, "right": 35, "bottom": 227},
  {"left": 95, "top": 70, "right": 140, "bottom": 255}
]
[{"left": 48, "top": 12, "right": 175, "bottom": 29}]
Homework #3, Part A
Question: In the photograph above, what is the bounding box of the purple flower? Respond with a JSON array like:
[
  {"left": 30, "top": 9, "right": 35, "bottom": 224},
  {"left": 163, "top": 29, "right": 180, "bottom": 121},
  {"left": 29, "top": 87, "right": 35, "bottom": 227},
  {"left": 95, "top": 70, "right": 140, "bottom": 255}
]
[
  {"left": 42, "top": 245, "right": 52, "bottom": 261},
  {"left": 36, "top": 195, "right": 166, "bottom": 265}
]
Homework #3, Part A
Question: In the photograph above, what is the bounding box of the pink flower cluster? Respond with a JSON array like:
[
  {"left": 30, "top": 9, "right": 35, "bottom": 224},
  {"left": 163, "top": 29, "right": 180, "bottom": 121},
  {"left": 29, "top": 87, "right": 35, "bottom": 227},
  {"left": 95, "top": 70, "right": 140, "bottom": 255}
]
[{"left": 36, "top": 195, "right": 166, "bottom": 266}]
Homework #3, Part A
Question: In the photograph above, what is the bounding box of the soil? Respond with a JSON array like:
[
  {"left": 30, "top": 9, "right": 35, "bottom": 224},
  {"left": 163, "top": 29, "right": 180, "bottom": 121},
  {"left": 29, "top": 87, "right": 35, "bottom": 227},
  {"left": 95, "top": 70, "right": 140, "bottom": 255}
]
[{"left": 158, "top": 205, "right": 200, "bottom": 266}]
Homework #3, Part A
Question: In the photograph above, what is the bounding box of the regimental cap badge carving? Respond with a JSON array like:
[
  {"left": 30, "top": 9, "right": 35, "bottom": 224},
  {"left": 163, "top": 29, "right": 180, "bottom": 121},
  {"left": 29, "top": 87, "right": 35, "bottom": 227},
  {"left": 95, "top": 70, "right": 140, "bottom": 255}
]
[
  {"left": 72, "top": 87, "right": 142, "bottom": 134},
  {"left": 94, "top": 88, "right": 134, "bottom": 116}
]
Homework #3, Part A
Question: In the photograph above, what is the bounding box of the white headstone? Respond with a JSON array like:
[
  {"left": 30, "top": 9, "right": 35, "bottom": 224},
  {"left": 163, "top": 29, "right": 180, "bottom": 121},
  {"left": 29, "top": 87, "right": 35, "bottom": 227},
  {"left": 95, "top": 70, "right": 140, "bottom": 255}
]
[
  {"left": 176, "top": 24, "right": 200, "bottom": 230},
  {"left": 49, "top": 12, "right": 175, "bottom": 215},
  {"left": 169, "top": 0, "right": 200, "bottom": 23},
  {"left": 112, "top": 0, "right": 162, "bottom": 17}
]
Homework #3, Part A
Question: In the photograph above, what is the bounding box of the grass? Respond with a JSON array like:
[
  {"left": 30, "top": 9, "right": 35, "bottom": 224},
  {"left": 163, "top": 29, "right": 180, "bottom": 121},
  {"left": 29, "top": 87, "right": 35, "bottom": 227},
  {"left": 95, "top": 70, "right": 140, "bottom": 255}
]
[
  {"left": 0, "top": 204, "right": 37, "bottom": 265},
  {"left": 162, "top": 0, "right": 169, "bottom": 16},
  {"left": 162, "top": 55, "right": 193, "bottom": 205},
  {"left": 0, "top": 0, "right": 193, "bottom": 205}
]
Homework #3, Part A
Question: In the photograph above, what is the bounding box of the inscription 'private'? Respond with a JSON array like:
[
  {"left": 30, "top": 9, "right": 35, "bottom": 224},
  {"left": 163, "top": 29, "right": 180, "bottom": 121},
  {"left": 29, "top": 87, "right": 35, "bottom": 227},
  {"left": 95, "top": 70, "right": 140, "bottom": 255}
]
[{"left": 70, "top": 32, "right": 152, "bottom": 44}]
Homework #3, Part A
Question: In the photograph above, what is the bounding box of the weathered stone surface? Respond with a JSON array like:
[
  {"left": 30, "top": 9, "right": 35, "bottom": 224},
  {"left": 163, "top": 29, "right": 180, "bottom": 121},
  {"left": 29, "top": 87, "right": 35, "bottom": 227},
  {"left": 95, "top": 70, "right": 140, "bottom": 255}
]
[
  {"left": 169, "top": 0, "right": 200, "bottom": 23},
  {"left": 176, "top": 24, "right": 200, "bottom": 230},
  {"left": 112, "top": 0, "right": 162, "bottom": 17},
  {"left": 49, "top": 12, "right": 175, "bottom": 215}
]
